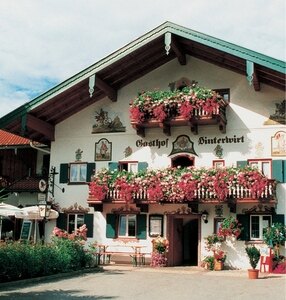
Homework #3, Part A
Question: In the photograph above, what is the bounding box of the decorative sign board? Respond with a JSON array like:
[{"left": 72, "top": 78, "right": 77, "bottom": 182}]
[{"left": 20, "top": 220, "right": 32, "bottom": 241}]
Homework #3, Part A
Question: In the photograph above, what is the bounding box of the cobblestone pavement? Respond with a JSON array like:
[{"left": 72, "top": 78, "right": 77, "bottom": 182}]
[{"left": 0, "top": 265, "right": 285, "bottom": 300}]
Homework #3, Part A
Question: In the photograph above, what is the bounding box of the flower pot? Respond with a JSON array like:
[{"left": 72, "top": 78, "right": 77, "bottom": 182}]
[
  {"left": 214, "top": 260, "right": 223, "bottom": 271},
  {"left": 248, "top": 269, "right": 259, "bottom": 279}
]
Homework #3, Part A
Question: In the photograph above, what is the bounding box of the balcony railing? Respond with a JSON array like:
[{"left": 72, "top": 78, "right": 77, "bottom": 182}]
[{"left": 87, "top": 179, "right": 276, "bottom": 204}]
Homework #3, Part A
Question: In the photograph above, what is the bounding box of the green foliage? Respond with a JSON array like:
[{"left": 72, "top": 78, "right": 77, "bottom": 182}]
[
  {"left": 0, "top": 238, "right": 93, "bottom": 283},
  {"left": 203, "top": 256, "right": 215, "bottom": 270},
  {"left": 245, "top": 245, "right": 261, "bottom": 269},
  {"left": 263, "top": 222, "right": 286, "bottom": 248}
]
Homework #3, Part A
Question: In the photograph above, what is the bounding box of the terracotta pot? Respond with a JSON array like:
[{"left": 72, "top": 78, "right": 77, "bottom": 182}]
[
  {"left": 214, "top": 260, "right": 223, "bottom": 271},
  {"left": 248, "top": 269, "right": 259, "bottom": 279}
]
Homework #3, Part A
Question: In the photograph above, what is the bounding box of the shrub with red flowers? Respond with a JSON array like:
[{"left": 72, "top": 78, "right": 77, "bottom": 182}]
[
  {"left": 129, "top": 83, "right": 227, "bottom": 123},
  {"left": 150, "top": 236, "right": 169, "bottom": 267},
  {"left": 52, "top": 224, "right": 88, "bottom": 241}
]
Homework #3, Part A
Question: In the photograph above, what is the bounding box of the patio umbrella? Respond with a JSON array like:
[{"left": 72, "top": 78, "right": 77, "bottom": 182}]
[
  {"left": 15, "top": 206, "right": 59, "bottom": 220},
  {"left": 15, "top": 206, "right": 59, "bottom": 242},
  {"left": 0, "top": 203, "right": 24, "bottom": 240}
]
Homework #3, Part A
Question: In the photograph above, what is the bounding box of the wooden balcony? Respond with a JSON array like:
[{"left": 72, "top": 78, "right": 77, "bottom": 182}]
[
  {"left": 87, "top": 179, "right": 276, "bottom": 205},
  {"left": 131, "top": 106, "right": 227, "bottom": 137}
]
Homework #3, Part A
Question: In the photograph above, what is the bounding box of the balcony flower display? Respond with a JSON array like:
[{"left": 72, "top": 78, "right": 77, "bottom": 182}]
[
  {"left": 88, "top": 166, "right": 272, "bottom": 203},
  {"left": 129, "top": 83, "right": 226, "bottom": 123}
]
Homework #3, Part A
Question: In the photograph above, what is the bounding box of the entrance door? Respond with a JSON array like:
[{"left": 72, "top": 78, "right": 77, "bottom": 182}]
[
  {"left": 183, "top": 219, "right": 198, "bottom": 265},
  {"left": 173, "top": 218, "right": 183, "bottom": 266}
]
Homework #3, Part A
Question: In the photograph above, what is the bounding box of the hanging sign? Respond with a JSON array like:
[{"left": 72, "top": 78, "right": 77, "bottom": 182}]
[{"left": 20, "top": 220, "right": 32, "bottom": 240}]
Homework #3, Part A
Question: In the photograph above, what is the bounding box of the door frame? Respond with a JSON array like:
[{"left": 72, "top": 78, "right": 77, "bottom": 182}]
[{"left": 166, "top": 213, "right": 201, "bottom": 266}]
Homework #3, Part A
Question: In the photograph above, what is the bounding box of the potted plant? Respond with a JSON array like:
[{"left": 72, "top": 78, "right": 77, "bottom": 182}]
[
  {"left": 245, "top": 245, "right": 261, "bottom": 279},
  {"left": 202, "top": 256, "right": 215, "bottom": 270},
  {"left": 214, "top": 250, "right": 226, "bottom": 271}
]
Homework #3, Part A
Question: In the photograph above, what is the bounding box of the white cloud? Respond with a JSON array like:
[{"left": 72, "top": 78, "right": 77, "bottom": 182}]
[{"left": 0, "top": 0, "right": 285, "bottom": 117}]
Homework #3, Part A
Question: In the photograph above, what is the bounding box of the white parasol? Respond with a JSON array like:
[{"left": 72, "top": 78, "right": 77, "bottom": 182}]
[
  {"left": 0, "top": 203, "right": 25, "bottom": 240},
  {"left": 15, "top": 206, "right": 59, "bottom": 220},
  {"left": 15, "top": 206, "right": 59, "bottom": 242}
]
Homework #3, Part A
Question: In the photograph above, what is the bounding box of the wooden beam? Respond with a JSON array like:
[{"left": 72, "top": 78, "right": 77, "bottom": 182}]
[
  {"left": 26, "top": 114, "right": 55, "bottom": 141},
  {"left": 171, "top": 37, "right": 186, "bottom": 65},
  {"left": 252, "top": 71, "right": 260, "bottom": 91},
  {"left": 95, "top": 75, "right": 117, "bottom": 102}
]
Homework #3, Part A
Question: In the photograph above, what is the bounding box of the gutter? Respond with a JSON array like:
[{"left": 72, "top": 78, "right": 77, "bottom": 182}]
[{"left": 29, "top": 141, "right": 50, "bottom": 154}]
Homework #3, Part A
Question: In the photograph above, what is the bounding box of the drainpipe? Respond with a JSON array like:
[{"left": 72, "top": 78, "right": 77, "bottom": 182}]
[{"left": 29, "top": 141, "right": 50, "bottom": 154}]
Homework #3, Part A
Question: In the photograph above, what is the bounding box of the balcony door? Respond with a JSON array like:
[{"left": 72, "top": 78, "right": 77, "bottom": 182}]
[{"left": 171, "top": 155, "right": 194, "bottom": 168}]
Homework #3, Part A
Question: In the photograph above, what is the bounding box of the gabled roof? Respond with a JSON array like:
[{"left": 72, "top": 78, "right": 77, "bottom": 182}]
[
  {"left": 0, "top": 129, "right": 31, "bottom": 147},
  {"left": 0, "top": 21, "right": 285, "bottom": 145}
]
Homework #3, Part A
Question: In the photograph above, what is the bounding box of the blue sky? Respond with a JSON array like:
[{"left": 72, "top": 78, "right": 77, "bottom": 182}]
[{"left": 0, "top": 0, "right": 285, "bottom": 117}]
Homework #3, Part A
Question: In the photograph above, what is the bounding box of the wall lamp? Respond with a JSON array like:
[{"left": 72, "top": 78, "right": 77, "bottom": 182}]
[{"left": 201, "top": 210, "right": 209, "bottom": 224}]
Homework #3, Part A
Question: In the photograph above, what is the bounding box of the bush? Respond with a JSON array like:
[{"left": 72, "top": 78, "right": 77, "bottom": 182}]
[
  {"left": 0, "top": 238, "right": 93, "bottom": 283},
  {"left": 245, "top": 245, "right": 261, "bottom": 269}
]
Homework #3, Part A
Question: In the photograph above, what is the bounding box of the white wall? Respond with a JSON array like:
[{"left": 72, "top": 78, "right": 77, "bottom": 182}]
[{"left": 49, "top": 55, "right": 285, "bottom": 269}]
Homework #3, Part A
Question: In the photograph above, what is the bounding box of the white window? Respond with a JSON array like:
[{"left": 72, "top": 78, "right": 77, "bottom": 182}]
[
  {"left": 248, "top": 159, "right": 272, "bottom": 178},
  {"left": 68, "top": 214, "right": 84, "bottom": 234},
  {"left": 69, "top": 163, "right": 87, "bottom": 183},
  {"left": 119, "top": 162, "right": 138, "bottom": 173},
  {"left": 118, "top": 214, "right": 136, "bottom": 237},
  {"left": 250, "top": 215, "right": 272, "bottom": 240}
]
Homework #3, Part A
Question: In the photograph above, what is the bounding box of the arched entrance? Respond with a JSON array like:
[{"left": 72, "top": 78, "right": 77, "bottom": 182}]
[{"left": 171, "top": 155, "right": 194, "bottom": 168}]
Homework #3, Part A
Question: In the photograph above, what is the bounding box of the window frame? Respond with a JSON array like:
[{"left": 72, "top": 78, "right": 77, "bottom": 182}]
[
  {"left": 119, "top": 161, "right": 138, "bottom": 173},
  {"left": 67, "top": 213, "right": 85, "bottom": 234},
  {"left": 69, "top": 162, "right": 88, "bottom": 184},
  {"left": 118, "top": 214, "right": 137, "bottom": 238},
  {"left": 250, "top": 214, "right": 272, "bottom": 241},
  {"left": 149, "top": 214, "right": 164, "bottom": 237},
  {"left": 213, "top": 160, "right": 225, "bottom": 169},
  {"left": 248, "top": 158, "right": 272, "bottom": 178}
]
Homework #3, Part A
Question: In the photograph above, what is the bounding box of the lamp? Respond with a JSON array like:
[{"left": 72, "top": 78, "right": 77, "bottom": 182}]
[
  {"left": 39, "top": 199, "right": 52, "bottom": 219},
  {"left": 201, "top": 210, "right": 209, "bottom": 224}
]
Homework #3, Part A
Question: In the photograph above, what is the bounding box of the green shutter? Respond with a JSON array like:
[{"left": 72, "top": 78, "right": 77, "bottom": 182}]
[
  {"left": 59, "top": 163, "right": 69, "bottom": 183},
  {"left": 84, "top": 214, "right": 94, "bottom": 238},
  {"left": 108, "top": 162, "right": 118, "bottom": 171},
  {"left": 106, "top": 214, "right": 117, "bottom": 238},
  {"left": 138, "top": 162, "right": 148, "bottom": 172},
  {"left": 272, "top": 160, "right": 285, "bottom": 182},
  {"left": 87, "top": 163, "right": 95, "bottom": 182},
  {"left": 272, "top": 214, "right": 285, "bottom": 225},
  {"left": 236, "top": 214, "right": 250, "bottom": 241},
  {"left": 56, "top": 213, "right": 68, "bottom": 230},
  {"left": 136, "top": 214, "right": 147, "bottom": 239},
  {"left": 237, "top": 161, "right": 247, "bottom": 168}
]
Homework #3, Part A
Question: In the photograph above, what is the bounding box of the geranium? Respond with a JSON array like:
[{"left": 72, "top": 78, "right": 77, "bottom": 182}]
[
  {"left": 218, "top": 216, "right": 242, "bottom": 238},
  {"left": 129, "top": 84, "right": 227, "bottom": 123},
  {"left": 214, "top": 250, "right": 226, "bottom": 262},
  {"left": 88, "top": 166, "right": 273, "bottom": 203},
  {"left": 52, "top": 224, "right": 88, "bottom": 241},
  {"left": 152, "top": 236, "right": 169, "bottom": 254}
]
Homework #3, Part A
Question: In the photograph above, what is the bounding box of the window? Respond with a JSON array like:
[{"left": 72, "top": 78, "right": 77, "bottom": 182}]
[
  {"left": 250, "top": 215, "right": 272, "bottom": 240},
  {"left": 106, "top": 213, "right": 147, "bottom": 239},
  {"left": 248, "top": 159, "right": 272, "bottom": 178},
  {"left": 214, "top": 218, "right": 224, "bottom": 234},
  {"left": 119, "top": 161, "right": 138, "bottom": 173},
  {"left": 69, "top": 163, "right": 87, "bottom": 183},
  {"left": 149, "top": 215, "right": 164, "bottom": 237},
  {"left": 214, "top": 88, "right": 230, "bottom": 102},
  {"left": 67, "top": 214, "right": 85, "bottom": 234},
  {"left": 118, "top": 214, "right": 136, "bottom": 237},
  {"left": 213, "top": 160, "right": 225, "bottom": 169}
]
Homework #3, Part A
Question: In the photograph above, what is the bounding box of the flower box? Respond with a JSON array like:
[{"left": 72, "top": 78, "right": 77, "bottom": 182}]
[{"left": 129, "top": 84, "right": 228, "bottom": 137}]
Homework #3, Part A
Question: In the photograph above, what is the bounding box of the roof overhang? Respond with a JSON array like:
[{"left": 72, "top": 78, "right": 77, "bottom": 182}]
[{"left": 0, "top": 21, "right": 285, "bottom": 144}]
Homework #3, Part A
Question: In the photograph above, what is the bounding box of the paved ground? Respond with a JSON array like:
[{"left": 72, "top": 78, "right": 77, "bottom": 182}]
[{"left": 0, "top": 265, "right": 285, "bottom": 300}]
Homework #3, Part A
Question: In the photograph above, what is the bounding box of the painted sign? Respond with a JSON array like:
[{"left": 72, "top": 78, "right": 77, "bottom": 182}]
[
  {"left": 169, "top": 135, "right": 198, "bottom": 156},
  {"left": 136, "top": 138, "right": 169, "bottom": 149},
  {"left": 198, "top": 135, "right": 245, "bottom": 145}
]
